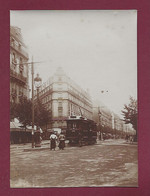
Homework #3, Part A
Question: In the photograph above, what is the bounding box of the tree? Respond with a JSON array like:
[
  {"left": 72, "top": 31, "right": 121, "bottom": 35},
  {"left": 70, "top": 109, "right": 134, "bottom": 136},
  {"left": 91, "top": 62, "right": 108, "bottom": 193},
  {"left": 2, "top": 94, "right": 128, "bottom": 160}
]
[
  {"left": 34, "top": 99, "right": 51, "bottom": 129},
  {"left": 11, "top": 96, "right": 51, "bottom": 131},
  {"left": 10, "top": 102, "right": 18, "bottom": 121},
  {"left": 122, "top": 96, "right": 137, "bottom": 140},
  {"left": 16, "top": 97, "right": 32, "bottom": 130}
]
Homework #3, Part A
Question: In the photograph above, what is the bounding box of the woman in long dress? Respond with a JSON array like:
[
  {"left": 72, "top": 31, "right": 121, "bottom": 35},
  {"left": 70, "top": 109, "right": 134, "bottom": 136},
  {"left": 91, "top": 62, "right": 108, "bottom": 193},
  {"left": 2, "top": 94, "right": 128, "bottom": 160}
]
[
  {"left": 58, "top": 134, "right": 65, "bottom": 150},
  {"left": 50, "top": 133, "right": 57, "bottom": 150}
]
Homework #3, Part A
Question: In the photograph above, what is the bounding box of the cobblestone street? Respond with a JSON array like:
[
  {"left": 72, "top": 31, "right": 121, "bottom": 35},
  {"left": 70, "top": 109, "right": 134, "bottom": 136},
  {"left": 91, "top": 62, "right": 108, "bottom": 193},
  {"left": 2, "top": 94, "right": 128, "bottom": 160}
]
[{"left": 10, "top": 139, "right": 138, "bottom": 188}]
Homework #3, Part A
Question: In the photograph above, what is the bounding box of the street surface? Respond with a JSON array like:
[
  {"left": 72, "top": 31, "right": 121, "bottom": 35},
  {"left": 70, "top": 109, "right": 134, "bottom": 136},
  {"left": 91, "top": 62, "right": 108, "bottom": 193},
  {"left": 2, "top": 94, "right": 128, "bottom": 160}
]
[{"left": 10, "top": 139, "right": 138, "bottom": 187}]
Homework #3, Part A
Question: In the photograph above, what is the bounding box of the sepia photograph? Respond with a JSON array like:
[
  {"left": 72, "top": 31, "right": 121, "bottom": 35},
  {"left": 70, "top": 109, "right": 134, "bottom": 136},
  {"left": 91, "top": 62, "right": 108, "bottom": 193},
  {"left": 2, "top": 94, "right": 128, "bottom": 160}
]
[{"left": 10, "top": 10, "right": 137, "bottom": 188}]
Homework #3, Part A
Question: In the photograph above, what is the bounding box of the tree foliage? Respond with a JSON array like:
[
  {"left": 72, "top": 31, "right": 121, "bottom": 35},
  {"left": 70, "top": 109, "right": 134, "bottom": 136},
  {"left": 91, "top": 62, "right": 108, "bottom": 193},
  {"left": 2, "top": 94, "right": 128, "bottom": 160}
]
[
  {"left": 10, "top": 102, "right": 18, "bottom": 121},
  {"left": 10, "top": 97, "right": 51, "bottom": 130},
  {"left": 122, "top": 96, "right": 137, "bottom": 132},
  {"left": 34, "top": 99, "right": 51, "bottom": 128},
  {"left": 16, "top": 97, "right": 32, "bottom": 129}
]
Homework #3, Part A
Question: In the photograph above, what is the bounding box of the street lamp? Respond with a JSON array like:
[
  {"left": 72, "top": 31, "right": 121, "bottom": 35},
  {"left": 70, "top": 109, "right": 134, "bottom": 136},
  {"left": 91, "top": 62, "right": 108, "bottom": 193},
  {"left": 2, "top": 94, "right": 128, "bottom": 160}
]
[
  {"left": 34, "top": 73, "right": 42, "bottom": 147},
  {"left": 34, "top": 73, "right": 42, "bottom": 99}
]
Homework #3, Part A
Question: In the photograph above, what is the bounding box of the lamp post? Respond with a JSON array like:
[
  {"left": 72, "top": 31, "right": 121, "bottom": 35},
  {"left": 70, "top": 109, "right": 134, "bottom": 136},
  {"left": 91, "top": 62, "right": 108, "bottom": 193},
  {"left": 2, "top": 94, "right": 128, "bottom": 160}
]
[
  {"left": 93, "top": 106, "right": 104, "bottom": 140},
  {"left": 34, "top": 73, "right": 42, "bottom": 147},
  {"left": 98, "top": 90, "right": 109, "bottom": 140},
  {"left": 98, "top": 107, "right": 102, "bottom": 140},
  {"left": 98, "top": 107, "right": 104, "bottom": 140},
  {"left": 31, "top": 58, "right": 35, "bottom": 148}
]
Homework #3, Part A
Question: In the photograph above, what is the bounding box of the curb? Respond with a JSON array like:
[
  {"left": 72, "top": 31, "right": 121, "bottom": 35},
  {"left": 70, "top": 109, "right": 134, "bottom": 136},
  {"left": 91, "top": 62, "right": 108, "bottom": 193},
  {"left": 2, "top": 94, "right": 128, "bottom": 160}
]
[{"left": 24, "top": 147, "right": 50, "bottom": 152}]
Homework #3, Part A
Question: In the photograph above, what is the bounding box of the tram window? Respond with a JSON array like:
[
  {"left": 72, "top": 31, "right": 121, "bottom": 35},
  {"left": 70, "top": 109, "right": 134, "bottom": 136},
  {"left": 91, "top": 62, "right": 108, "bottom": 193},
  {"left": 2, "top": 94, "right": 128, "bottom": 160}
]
[
  {"left": 73, "top": 123, "right": 76, "bottom": 128},
  {"left": 68, "top": 122, "right": 72, "bottom": 128},
  {"left": 76, "top": 122, "right": 79, "bottom": 128}
]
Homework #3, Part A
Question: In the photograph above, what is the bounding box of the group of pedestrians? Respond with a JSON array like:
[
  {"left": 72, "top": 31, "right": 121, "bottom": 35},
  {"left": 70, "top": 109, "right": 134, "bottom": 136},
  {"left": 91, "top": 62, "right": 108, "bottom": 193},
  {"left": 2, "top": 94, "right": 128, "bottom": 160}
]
[
  {"left": 125, "top": 134, "right": 134, "bottom": 144},
  {"left": 50, "top": 132, "right": 65, "bottom": 150}
]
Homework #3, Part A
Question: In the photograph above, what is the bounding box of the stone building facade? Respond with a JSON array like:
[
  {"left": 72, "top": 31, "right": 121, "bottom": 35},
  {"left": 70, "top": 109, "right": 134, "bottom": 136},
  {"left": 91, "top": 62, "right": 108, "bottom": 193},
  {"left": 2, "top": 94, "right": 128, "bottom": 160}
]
[
  {"left": 34, "top": 67, "right": 93, "bottom": 129},
  {"left": 92, "top": 100, "right": 126, "bottom": 133},
  {"left": 93, "top": 102, "right": 113, "bottom": 129},
  {"left": 10, "top": 26, "right": 29, "bottom": 103},
  {"left": 113, "top": 113, "right": 123, "bottom": 131}
]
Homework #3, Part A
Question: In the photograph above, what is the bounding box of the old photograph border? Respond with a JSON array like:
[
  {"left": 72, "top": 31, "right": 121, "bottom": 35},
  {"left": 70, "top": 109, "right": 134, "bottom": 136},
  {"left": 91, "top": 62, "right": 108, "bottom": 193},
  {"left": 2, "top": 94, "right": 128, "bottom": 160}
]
[{"left": 0, "top": 0, "right": 150, "bottom": 196}]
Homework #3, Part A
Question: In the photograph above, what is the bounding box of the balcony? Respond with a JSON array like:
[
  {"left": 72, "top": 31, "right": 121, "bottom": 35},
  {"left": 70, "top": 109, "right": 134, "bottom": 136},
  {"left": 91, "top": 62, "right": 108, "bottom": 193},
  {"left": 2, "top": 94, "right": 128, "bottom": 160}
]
[
  {"left": 10, "top": 42, "right": 29, "bottom": 59},
  {"left": 10, "top": 69, "right": 27, "bottom": 85}
]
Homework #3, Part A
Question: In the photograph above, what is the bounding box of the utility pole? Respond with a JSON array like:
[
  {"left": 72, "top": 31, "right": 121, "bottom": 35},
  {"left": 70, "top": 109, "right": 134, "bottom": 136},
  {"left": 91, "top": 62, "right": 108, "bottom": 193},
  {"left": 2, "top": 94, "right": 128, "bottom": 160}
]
[
  {"left": 31, "top": 56, "right": 34, "bottom": 148},
  {"left": 98, "top": 106, "right": 103, "bottom": 140}
]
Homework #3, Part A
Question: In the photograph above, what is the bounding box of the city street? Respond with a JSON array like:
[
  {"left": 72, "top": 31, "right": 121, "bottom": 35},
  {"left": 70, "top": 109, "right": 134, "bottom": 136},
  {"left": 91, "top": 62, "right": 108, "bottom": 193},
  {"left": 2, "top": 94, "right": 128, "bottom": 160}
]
[{"left": 10, "top": 139, "right": 138, "bottom": 188}]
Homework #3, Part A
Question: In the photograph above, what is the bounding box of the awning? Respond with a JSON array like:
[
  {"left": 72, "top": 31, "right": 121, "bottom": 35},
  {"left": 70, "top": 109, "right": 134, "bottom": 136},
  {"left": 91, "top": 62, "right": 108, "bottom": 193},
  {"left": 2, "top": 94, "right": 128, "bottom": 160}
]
[
  {"left": 10, "top": 121, "right": 23, "bottom": 129},
  {"left": 10, "top": 122, "right": 32, "bottom": 132}
]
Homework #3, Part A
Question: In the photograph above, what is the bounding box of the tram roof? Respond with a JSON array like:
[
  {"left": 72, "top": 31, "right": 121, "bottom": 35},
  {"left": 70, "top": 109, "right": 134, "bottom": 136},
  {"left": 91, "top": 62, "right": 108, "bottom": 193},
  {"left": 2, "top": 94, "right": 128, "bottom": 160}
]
[
  {"left": 67, "top": 115, "right": 85, "bottom": 120},
  {"left": 67, "top": 116, "right": 95, "bottom": 123}
]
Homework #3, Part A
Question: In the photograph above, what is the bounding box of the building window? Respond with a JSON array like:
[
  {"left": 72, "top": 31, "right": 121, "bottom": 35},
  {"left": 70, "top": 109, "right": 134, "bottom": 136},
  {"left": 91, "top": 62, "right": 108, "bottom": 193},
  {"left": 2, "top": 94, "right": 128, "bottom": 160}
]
[
  {"left": 58, "top": 84, "right": 62, "bottom": 90},
  {"left": 19, "top": 69, "right": 22, "bottom": 76},
  {"left": 58, "top": 93, "right": 62, "bottom": 99},
  {"left": 19, "top": 57, "right": 24, "bottom": 73},
  {"left": 58, "top": 77, "right": 62, "bottom": 81},
  {"left": 58, "top": 110, "right": 62, "bottom": 117},
  {"left": 12, "top": 96, "right": 16, "bottom": 103},
  {"left": 11, "top": 37, "right": 15, "bottom": 43},
  {"left": 12, "top": 53, "right": 17, "bottom": 64},
  {"left": 19, "top": 43, "right": 21, "bottom": 49},
  {"left": 58, "top": 101, "right": 63, "bottom": 117}
]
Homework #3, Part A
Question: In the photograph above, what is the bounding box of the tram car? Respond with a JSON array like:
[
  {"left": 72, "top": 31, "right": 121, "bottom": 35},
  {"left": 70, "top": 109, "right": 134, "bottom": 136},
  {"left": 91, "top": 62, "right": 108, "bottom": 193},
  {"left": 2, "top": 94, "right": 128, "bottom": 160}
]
[{"left": 66, "top": 115, "right": 97, "bottom": 146}]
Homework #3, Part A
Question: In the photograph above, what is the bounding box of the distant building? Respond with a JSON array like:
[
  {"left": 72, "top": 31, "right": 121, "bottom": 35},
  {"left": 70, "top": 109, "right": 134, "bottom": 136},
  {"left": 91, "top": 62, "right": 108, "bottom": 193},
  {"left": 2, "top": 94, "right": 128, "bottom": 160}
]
[
  {"left": 10, "top": 26, "right": 29, "bottom": 103},
  {"left": 35, "top": 67, "right": 93, "bottom": 129},
  {"left": 113, "top": 113, "right": 123, "bottom": 131},
  {"left": 93, "top": 100, "right": 126, "bottom": 134},
  {"left": 93, "top": 101, "right": 113, "bottom": 129}
]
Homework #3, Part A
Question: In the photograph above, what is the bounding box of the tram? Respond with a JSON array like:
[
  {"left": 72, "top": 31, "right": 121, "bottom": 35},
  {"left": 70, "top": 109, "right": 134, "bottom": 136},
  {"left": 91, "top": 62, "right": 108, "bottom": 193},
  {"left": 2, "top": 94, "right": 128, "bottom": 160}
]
[{"left": 66, "top": 115, "right": 97, "bottom": 146}]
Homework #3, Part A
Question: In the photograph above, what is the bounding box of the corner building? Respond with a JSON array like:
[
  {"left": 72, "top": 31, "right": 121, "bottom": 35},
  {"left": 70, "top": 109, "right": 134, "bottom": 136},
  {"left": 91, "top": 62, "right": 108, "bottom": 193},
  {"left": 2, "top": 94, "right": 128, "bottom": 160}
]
[
  {"left": 10, "top": 26, "right": 29, "bottom": 103},
  {"left": 35, "top": 67, "right": 93, "bottom": 129}
]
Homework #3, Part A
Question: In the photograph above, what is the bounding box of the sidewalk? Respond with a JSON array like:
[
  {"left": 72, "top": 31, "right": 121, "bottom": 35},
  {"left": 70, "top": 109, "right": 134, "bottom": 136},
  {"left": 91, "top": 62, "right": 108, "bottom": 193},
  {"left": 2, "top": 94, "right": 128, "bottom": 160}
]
[
  {"left": 10, "top": 140, "right": 72, "bottom": 152},
  {"left": 10, "top": 140, "right": 50, "bottom": 152}
]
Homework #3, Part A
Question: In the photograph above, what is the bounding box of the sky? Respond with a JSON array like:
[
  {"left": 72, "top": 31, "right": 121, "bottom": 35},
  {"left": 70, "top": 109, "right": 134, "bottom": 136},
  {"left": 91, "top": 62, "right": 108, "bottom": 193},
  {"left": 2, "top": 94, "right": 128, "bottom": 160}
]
[{"left": 10, "top": 10, "right": 137, "bottom": 117}]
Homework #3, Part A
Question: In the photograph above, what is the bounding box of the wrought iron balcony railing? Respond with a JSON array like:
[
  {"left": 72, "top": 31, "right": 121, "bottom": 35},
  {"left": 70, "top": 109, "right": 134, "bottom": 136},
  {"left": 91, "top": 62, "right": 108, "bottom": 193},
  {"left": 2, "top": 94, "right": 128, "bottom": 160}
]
[{"left": 10, "top": 68, "right": 27, "bottom": 84}]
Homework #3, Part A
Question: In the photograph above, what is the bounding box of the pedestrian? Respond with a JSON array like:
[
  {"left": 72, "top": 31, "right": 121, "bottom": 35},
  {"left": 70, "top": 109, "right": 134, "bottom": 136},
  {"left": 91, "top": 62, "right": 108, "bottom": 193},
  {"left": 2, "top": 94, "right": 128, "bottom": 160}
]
[
  {"left": 50, "top": 132, "right": 57, "bottom": 150},
  {"left": 58, "top": 133, "right": 65, "bottom": 150},
  {"left": 125, "top": 134, "right": 129, "bottom": 142},
  {"left": 40, "top": 136, "right": 42, "bottom": 143},
  {"left": 129, "top": 135, "right": 133, "bottom": 144}
]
